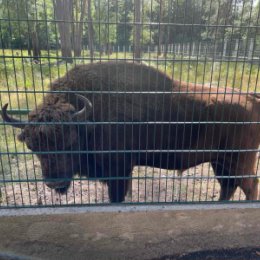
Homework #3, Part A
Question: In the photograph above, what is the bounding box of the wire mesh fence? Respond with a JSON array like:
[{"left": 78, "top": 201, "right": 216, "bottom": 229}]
[{"left": 0, "top": 0, "right": 260, "bottom": 208}]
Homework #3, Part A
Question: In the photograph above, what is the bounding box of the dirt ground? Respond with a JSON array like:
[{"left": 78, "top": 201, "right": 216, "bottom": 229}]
[{"left": 0, "top": 158, "right": 248, "bottom": 207}]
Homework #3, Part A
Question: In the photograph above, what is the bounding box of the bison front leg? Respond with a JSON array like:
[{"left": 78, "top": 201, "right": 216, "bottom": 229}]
[
  {"left": 105, "top": 156, "right": 133, "bottom": 203},
  {"left": 108, "top": 179, "right": 130, "bottom": 203}
]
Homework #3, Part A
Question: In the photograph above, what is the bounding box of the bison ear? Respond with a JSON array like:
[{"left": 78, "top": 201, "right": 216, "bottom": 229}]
[{"left": 17, "top": 131, "right": 25, "bottom": 142}]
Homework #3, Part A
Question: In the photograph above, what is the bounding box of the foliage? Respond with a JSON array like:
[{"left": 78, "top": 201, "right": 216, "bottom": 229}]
[{"left": 0, "top": 0, "right": 259, "bottom": 52}]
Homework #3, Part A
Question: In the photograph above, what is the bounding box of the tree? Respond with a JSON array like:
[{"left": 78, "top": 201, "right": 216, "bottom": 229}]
[
  {"left": 134, "top": 0, "right": 141, "bottom": 61},
  {"left": 0, "top": 0, "right": 41, "bottom": 59},
  {"left": 93, "top": 0, "right": 117, "bottom": 55},
  {"left": 253, "top": 0, "right": 260, "bottom": 48},
  {"left": 0, "top": 0, "right": 257, "bottom": 60},
  {"left": 72, "top": 0, "right": 87, "bottom": 57},
  {"left": 87, "top": 0, "right": 94, "bottom": 61},
  {"left": 30, "top": 26, "right": 41, "bottom": 60},
  {"left": 116, "top": 1, "right": 133, "bottom": 47},
  {"left": 157, "top": 0, "right": 165, "bottom": 56},
  {"left": 54, "top": 0, "right": 73, "bottom": 62},
  {"left": 27, "top": 2, "right": 41, "bottom": 60}
]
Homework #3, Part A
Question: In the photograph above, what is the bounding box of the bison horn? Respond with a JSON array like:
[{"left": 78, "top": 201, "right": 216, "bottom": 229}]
[
  {"left": 72, "top": 94, "right": 93, "bottom": 119},
  {"left": 1, "top": 104, "right": 26, "bottom": 129}
]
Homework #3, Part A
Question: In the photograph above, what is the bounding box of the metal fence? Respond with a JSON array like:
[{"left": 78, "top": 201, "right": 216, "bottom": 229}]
[
  {"left": 0, "top": 0, "right": 260, "bottom": 208},
  {"left": 82, "top": 38, "right": 260, "bottom": 61}
]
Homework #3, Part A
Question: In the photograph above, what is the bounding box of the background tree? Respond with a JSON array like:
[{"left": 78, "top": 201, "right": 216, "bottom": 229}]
[
  {"left": 0, "top": 0, "right": 259, "bottom": 60},
  {"left": 87, "top": 0, "right": 94, "bottom": 61},
  {"left": 116, "top": 1, "right": 133, "bottom": 48},
  {"left": 72, "top": 0, "right": 87, "bottom": 57},
  {"left": 54, "top": 0, "right": 73, "bottom": 62},
  {"left": 134, "top": 0, "right": 141, "bottom": 61},
  {"left": 93, "top": 0, "right": 117, "bottom": 54},
  {"left": 0, "top": 0, "right": 41, "bottom": 59},
  {"left": 156, "top": 0, "right": 165, "bottom": 56},
  {"left": 253, "top": 0, "right": 260, "bottom": 47}
]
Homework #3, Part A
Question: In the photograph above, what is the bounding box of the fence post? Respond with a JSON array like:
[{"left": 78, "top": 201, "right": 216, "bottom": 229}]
[
  {"left": 223, "top": 39, "right": 227, "bottom": 58},
  {"left": 187, "top": 43, "right": 190, "bottom": 56},
  {"left": 248, "top": 38, "right": 254, "bottom": 60},
  {"left": 198, "top": 42, "right": 201, "bottom": 56},
  {"left": 204, "top": 45, "right": 207, "bottom": 56},
  {"left": 213, "top": 43, "right": 218, "bottom": 57},
  {"left": 192, "top": 42, "right": 196, "bottom": 56},
  {"left": 233, "top": 39, "right": 239, "bottom": 57}
]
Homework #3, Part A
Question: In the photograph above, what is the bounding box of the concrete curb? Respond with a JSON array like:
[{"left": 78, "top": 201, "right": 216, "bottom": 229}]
[
  {"left": 0, "top": 202, "right": 260, "bottom": 216},
  {"left": 0, "top": 206, "right": 260, "bottom": 259}
]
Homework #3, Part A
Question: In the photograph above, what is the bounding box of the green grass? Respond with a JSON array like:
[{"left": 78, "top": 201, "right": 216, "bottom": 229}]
[
  {"left": 0, "top": 49, "right": 259, "bottom": 108},
  {"left": 0, "top": 49, "right": 259, "bottom": 178}
]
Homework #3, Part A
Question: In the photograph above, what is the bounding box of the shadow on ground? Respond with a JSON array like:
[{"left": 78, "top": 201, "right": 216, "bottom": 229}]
[{"left": 154, "top": 247, "right": 260, "bottom": 260}]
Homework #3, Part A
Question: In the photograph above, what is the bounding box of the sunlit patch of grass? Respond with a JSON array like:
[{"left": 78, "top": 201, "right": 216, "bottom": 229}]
[{"left": 158, "top": 60, "right": 260, "bottom": 91}]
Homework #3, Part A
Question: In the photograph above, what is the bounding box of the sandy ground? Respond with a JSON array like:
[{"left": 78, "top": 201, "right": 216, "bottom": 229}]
[{"left": 0, "top": 157, "right": 249, "bottom": 207}]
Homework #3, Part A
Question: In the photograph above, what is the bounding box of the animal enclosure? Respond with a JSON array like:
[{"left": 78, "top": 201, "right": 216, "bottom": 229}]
[{"left": 0, "top": 0, "right": 260, "bottom": 208}]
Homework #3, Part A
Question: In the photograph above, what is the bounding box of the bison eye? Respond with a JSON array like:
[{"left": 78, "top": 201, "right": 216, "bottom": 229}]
[
  {"left": 26, "top": 143, "right": 33, "bottom": 150},
  {"left": 26, "top": 142, "right": 35, "bottom": 151},
  {"left": 17, "top": 132, "right": 25, "bottom": 142}
]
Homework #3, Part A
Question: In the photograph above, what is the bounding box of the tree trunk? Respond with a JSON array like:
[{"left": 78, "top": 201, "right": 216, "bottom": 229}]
[
  {"left": 104, "top": 23, "right": 111, "bottom": 55},
  {"left": 27, "top": 35, "right": 32, "bottom": 56},
  {"left": 73, "top": 0, "right": 87, "bottom": 57},
  {"left": 134, "top": 0, "right": 141, "bottom": 62},
  {"left": 157, "top": 0, "right": 164, "bottom": 56},
  {"left": 27, "top": 23, "right": 40, "bottom": 61},
  {"left": 87, "top": 0, "right": 94, "bottom": 62},
  {"left": 54, "top": 0, "right": 73, "bottom": 63},
  {"left": 31, "top": 24, "right": 41, "bottom": 61}
]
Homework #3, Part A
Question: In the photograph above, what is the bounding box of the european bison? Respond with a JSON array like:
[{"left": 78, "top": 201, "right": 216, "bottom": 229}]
[{"left": 2, "top": 61, "right": 260, "bottom": 202}]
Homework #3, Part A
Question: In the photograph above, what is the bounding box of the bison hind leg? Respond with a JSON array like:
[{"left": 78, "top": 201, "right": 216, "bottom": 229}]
[
  {"left": 211, "top": 162, "right": 238, "bottom": 201},
  {"left": 239, "top": 177, "right": 259, "bottom": 201},
  {"left": 218, "top": 179, "right": 238, "bottom": 201}
]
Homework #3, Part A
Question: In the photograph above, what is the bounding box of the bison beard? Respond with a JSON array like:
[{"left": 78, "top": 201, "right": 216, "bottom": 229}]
[{"left": 1, "top": 61, "right": 260, "bottom": 202}]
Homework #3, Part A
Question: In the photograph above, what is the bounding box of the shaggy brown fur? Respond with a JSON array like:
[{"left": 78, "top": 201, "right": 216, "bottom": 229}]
[{"left": 2, "top": 61, "right": 260, "bottom": 202}]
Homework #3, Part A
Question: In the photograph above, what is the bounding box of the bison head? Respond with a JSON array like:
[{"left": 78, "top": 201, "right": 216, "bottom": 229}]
[{"left": 1, "top": 94, "right": 93, "bottom": 194}]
